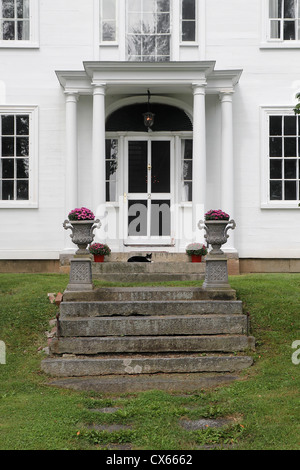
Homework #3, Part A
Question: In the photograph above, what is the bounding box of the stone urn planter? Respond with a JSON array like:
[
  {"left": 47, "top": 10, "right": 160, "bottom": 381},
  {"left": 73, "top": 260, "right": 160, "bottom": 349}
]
[
  {"left": 63, "top": 215, "right": 100, "bottom": 255},
  {"left": 198, "top": 212, "right": 236, "bottom": 255}
]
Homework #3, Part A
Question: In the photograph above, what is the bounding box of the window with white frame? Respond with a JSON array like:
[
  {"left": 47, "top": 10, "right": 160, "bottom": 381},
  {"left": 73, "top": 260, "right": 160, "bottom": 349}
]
[
  {"left": 0, "top": 107, "right": 38, "bottom": 206},
  {"left": 181, "top": 139, "right": 193, "bottom": 202},
  {"left": 126, "top": 0, "right": 171, "bottom": 61},
  {"left": 267, "top": 112, "right": 300, "bottom": 202},
  {"left": 100, "top": 0, "right": 117, "bottom": 43},
  {"left": 181, "top": 0, "right": 196, "bottom": 42},
  {"left": 105, "top": 139, "right": 118, "bottom": 202},
  {"left": 268, "top": 0, "right": 300, "bottom": 41},
  {"left": 0, "top": 0, "right": 38, "bottom": 46}
]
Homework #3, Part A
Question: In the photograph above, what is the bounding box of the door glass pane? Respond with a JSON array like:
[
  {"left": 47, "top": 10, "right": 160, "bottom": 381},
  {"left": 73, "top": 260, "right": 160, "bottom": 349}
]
[
  {"left": 128, "top": 141, "right": 148, "bottom": 193},
  {"left": 151, "top": 141, "right": 170, "bottom": 193},
  {"left": 151, "top": 200, "right": 170, "bottom": 236},
  {"left": 128, "top": 200, "right": 148, "bottom": 236}
]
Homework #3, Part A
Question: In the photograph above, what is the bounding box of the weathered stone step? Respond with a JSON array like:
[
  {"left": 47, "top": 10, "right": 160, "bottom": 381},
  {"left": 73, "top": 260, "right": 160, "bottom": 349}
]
[
  {"left": 92, "top": 262, "right": 206, "bottom": 274},
  {"left": 50, "top": 335, "right": 255, "bottom": 355},
  {"left": 92, "top": 273, "right": 205, "bottom": 282},
  {"left": 59, "top": 314, "right": 248, "bottom": 337},
  {"left": 59, "top": 300, "right": 243, "bottom": 318},
  {"left": 63, "top": 286, "right": 237, "bottom": 302},
  {"left": 41, "top": 355, "right": 254, "bottom": 377}
]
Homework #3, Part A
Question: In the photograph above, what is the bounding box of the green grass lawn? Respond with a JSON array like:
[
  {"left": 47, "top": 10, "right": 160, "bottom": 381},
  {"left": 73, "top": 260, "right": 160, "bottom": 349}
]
[{"left": 0, "top": 273, "right": 299, "bottom": 450}]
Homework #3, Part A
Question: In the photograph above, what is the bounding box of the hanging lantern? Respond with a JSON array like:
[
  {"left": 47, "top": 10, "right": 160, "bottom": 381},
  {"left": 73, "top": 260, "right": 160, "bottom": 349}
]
[{"left": 143, "top": 90, "right": 155, "bottom": 130}]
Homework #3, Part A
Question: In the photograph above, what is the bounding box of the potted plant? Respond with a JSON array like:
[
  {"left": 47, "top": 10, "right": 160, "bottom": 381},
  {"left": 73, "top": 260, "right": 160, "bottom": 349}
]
[
  {"left": 89, "top": 243, "right": 111, "bottom": 262},
  {"left": 198, "top": 210, "right": 236, "bottom": 255},
  {"left": 186, "top": 243, "right": 208, "bottom": 262},
  {"left": 63, "top": 207, "right": 100, "bottom": 255}
]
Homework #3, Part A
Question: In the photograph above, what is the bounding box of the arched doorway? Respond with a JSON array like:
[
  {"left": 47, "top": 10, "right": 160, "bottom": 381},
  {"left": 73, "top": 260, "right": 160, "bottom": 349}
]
[{"left": 105, "top": 102, "right": 193, "bottom": 248}]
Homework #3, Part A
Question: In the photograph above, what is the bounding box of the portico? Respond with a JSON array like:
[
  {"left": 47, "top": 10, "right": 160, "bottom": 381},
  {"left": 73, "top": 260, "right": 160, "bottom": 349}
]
[{"left": 57, "top": 61, "right": 242, "bottom": 254}]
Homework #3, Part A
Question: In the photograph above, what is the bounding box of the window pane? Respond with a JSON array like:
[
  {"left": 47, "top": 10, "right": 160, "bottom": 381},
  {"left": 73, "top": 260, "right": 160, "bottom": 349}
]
[
  {"left": 106, "top": 181, "right": 116, "bottom": 202},
  {"left": 181, "top": 181, "right": 192, "bottom": 202},
  {"left": 151, "top": 141, "right": 170, "bottom": 193},
  {"left": 16, "top": 136, "right": 29, "bottom": 156},
  {"left": 2, "top": 137, "right": 14, "bottom": 156},
  {"left": 17, "top": 158, "right": 29, "bottom": 178},
  {"left": 128, "top": 141, "right": 148, "bottom": 193},
  {"left": 2, "top": 180, "right": 14, "bottom": 200},
  {"left": 128, "top": 13, "right": 141, "bottom": 33},
  {"left": 284, "top": 159, "right": 297, "bottom": 178},
  {"left": 284, "top": 20, "right": 296, "bottom": 39},
  {"left": 269, "top": 0, "right": 282, "bottom": 18},
  {"left": 284, "top": 115, "right": 296, "bottom": 135},
  {"left": 270, "top": 19, "right": 281, "bottom": 38},
  {"left": 157, "top": 13, "right": 170, "bottom": 33},
  {"left": 270, "top": 159, "right": 282, "bottom": 178},
  {"left": 2, "top": 158, "right": 14, "bottom": 178},
  {"left": 1, "top": 115, "right": 14, "bottom": 135},
  {"left": 284, "top": 180, "right": 296, "bottom": 199},
  {"left": 17, "top": 0, "right": 30, "bottom": 18},
  {"left": 270, "top": 180, "right": 282, "bottom": 199},
  {"left": 157, "top": 0, "right": 170, "bottom": 12},
  {"left": 270, "top": 116, "right": 282, "bottom": 135},
  {"left": 2, "top": 0, "right": 14, "bottom": 18},
  {"left": 182, "top": 0, "right": 196, "bottom": 19},
  {"left": 16, "top": 179, "right": 28, "bottom": 200},
  {"left": 156, "top": 35, "right": 170, "bottom": 54},
  {"left": 17, "top": 19, "right": 29, "bottom": 39},
  {"left": 102, "top": 21, "right": 116, "bottom": 41},
  {"left": 284, "top": 0, "right": 295, "bottom": 18},
  {"left": 183, "top": 139, "right": 193, "bottom": 158},
  {"left": 102, "top": 0, "right": 116, "bottom": 18},
  {"left": 16, "top": 115, "right": 29, "bottom": 135},
  {"left": 270, "top": 137, "right": 282, "bottom": 157},
  {"left": 182, "top": 160, "right": 192, "bottom": 180},
  {"left": 284, "top": 137, "right": 296, "bottom": 156},
  {"left": 182, "top": 21, "right": 195, "bottom": 41},
  {"left": 3, "top": 20, "right": 15, "bottom": 39}
]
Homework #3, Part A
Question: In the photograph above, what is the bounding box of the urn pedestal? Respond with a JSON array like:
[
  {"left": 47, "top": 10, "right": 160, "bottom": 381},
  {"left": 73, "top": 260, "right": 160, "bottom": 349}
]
[{"left": 198, "top": 218, "right": 236, "bottom": 291}]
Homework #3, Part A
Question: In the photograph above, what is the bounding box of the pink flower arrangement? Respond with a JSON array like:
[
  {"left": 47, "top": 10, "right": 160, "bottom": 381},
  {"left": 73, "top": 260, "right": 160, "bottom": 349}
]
[
  {"left": 68, "top": 207, "right": 95, "bottom": 221},
  {"left": 205, "top": 209, "right": 230, "bottom": 221},
  {"left": 89, "top": 243, "right": 111, "bottom": 256}
]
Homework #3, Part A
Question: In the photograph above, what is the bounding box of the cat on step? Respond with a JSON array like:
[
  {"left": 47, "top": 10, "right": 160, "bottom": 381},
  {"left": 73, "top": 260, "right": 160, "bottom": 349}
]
[{"left": 127, "top": 253, "right": 152, "bottom": 263}]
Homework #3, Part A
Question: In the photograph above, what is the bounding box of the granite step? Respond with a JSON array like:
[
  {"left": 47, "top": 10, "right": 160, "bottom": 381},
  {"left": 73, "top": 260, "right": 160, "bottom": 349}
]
[
  {"left": 58, "top": 314, "right": 249, "bottom": 337},
  {"left": 42, "top": 354, "right": 254, "bottom": 378},
  {"left": 49, "top": 334, "right": 255, "bottom": 355},
  {"left": 59, "top": 300, "right": 244, "bottom": 318}
]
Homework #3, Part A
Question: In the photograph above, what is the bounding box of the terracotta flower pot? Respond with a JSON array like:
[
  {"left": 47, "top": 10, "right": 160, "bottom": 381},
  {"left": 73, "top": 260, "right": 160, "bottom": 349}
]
[
  {"left": 93, "top": 254, "right": 104, "bottom": 262},
  {"left": 191, "top": 255, "right": 202, "bottom": 263}
]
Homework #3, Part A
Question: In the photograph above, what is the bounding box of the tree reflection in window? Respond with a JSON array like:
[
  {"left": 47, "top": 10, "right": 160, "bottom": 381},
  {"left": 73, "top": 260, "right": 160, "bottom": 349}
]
[{"left": 127, "top": 0, "right": 171, "bottom": 61}]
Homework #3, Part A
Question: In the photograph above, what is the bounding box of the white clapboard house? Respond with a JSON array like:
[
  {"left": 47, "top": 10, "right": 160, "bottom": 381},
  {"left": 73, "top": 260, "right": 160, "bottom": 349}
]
[{"left": 1, "top": 0, "right": 300, "bottom": 273}]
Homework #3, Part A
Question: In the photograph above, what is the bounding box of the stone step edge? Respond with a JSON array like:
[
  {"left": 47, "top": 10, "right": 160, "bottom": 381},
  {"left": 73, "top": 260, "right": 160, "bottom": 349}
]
[
  {"left": 41, "top": 355, "right": 254, "bottom": 377},
  {"left": 58, "top": 314, "right": 249, "bottom": 337},
  {"left": 49, "top": 335, "right": 256, "bottom": 355}
]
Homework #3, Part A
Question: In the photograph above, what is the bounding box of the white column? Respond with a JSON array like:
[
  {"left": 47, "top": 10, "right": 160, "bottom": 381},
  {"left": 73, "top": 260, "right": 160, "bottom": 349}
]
[
  {"left": 220, "top": 90, "right": 235, "bottom": 250},
  {"left": 65, "top": 92, "right": 78, "bottom": 213},
  {"left": 92, "top": 83, "right": 106, "bottom": 238},
  {"left": 192, "top": 83, "right": 207, "bottom": 239}
]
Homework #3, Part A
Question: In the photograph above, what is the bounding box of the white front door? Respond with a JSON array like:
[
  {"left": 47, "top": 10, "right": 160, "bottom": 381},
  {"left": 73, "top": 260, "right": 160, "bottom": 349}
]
[{"left": 124, "top": 137, "right": 174, "bottom": 245}]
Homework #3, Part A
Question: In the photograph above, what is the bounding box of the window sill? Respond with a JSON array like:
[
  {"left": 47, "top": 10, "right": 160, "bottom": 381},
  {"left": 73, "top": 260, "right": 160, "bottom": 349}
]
[
  {"left": 261, "top": 203, "right": 300, "bottom": 209},
  {"left": 0, "top": 41, "right": 39, "bottom": 49},
  {"left": 260, "top": 41, "right": 300, "bottom": 49},
  {"left": 0, "top": 202, "right": 38, "bottom": 209}
]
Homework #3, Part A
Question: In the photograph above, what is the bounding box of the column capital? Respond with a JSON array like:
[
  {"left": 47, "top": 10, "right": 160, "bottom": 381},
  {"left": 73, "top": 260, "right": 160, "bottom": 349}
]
[
  {"left": 92, "top": 82, "right": 107, "bottom": 95},
  {"left": 192, "top": 82, "right": 207, "bottom": 95},
  {"left": 219, "top": 89, "right": 234, "bottom": 102},
  {"left": 64, "top": 91, "right": 79, "bottom": 102}
]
